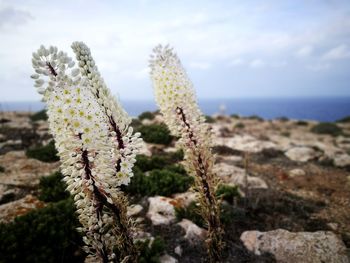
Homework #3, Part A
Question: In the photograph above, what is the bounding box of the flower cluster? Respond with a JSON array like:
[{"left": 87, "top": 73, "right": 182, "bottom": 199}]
[
  {"left": 71, "top": 41, "right": 142, "bottom": 186},
  {"left": 31, "top": 44, "right": 142, "bottom": 262},
  {"left": 149, "top": 45, "right": 223, "bottom": 262}
]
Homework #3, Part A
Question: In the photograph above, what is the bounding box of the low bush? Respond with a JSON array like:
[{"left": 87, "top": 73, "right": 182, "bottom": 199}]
[
  {"left": 176, "top": 201, "right": 239, "bottom": 227},
  {"left": 175, "top": 201, "right": 205, "bottom": 227},
  {"left": 205, "top": 115, "right": 215, "bottom": 123},
  {"left": 130, "top": 118, "right": 142, "bottom": 129},
  {"left": 235, "top": 122, "right": 245, "bottom": 129},
  {"left": 0, "top": 118, "right": 10, "bottom": 124},
  {"left": 281, "top": 131, "right": 291, "bottom": 137},
  {"left": 136, "top": 123, "right": 173, "bottom": 145},
  {"left": 26, "top": 141, "right": 59, "bottom": 162},
  {"left": 137, "top": 237, "right": 165, "bottom": 263},
  {"left": 138, "top": 111, "right": 156, "bottom": 121},
  {"left": 311, "top": 122, "right": 342, "bottom": 136},
  {"left": 277, "top": 116, "right": 289, "bottom": 122},
  {"left": 212, "top": 145, "right": 241, "bottom": 156},
  {"left": 336, "top": 116, "right": 350, "bottom": 123},
  {"left": 124, "top": 166, "right": 148, "bottom": 196},
  {"left": 135, "top": 150, "right": 184, "bottom": 172},
  {"left": 164, "top": 164, "right": 187, "bottom": 175},
  {"left": 296, "top": 120, "right": 308, "bottom": 126},
  {"left": 146, "top": 169, "right": 193, "bottom": 196},
  {"left": 125, "top": 167, "right": 193, "bottom": 197},
  {"left": 0, "top": 192, "right": 16, "bottom": 205},
  {"left": 30, "top": 109, "right": 48, "bottom": 122},
  {"left": 247, "top": 115, "right": 263, "bottom": 121},
  {"left": 0, "top": 199, "right": 85, "bottom": 263},
  {"left": 39, "top": 172, "right": 69, "bottom": 202},
  {"left": 230, "top": 114, "right": 240, "bottom": 119},
  {"left": 216, "top": 184, "right": 240, "bottom": 203}
]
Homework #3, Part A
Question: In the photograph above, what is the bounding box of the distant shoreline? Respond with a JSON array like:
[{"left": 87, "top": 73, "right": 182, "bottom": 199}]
[{"left": 1, "top": 97, "right": 350, "bottom": 122}]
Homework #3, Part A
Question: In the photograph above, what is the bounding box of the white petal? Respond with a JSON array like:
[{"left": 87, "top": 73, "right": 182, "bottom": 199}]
[
  {"left": 71, "top": 68, "right": 80, "bottom": 77},
  {"left": 30, "top": 74, "right": 39, "bottom": 79}
]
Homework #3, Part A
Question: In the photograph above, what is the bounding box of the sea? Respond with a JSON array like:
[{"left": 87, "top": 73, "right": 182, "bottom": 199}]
[{"left": 1, "top": 97, "right": 350, "bottom": 122}]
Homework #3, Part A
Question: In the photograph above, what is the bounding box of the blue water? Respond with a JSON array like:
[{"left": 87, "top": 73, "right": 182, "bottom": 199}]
[{"left": 1, "top": 97, "right": 350, "bottom": 122}]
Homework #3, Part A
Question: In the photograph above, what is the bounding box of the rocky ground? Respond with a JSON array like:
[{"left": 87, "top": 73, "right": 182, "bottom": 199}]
[{"left": 0, "top": 111, "right": 350, "bottom": 262}]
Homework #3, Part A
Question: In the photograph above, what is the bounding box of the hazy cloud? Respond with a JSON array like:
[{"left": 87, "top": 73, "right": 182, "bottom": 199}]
[
  {"left": 228, "top": 58, "right": 245, "bottom": 66},
  {"left": 250, "top": 59, "right": 265, "bottom": 68},
  {"left": 307, "top": 63, "right": 331, "bottom": 72},
  {"left": 0, "top": 0, "right": 350, "bottom": 100},
  {"left": 295, "top": 45, "right": 313, "bottom": 58},
  {"left": 0, "top": 6, "right": 33, "bottom": 28},
  {"left": 322, "top": 44, "right": 350, "bottom": 60},
  {"left": 189, "top": 61, "right": 211, "bottom": 70}
]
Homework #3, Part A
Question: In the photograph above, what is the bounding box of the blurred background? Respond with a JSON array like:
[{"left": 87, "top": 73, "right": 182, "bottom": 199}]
[
  {"left": 1, "top": 0, "right": 350, "bottom": 120},
  {"left": 1, "top": 2, "right": 350, "bottom": 263}
]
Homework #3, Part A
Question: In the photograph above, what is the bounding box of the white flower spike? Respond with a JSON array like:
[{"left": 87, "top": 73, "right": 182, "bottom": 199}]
[
  {"left": 31, "top": 43, "right": 140, "bottom": 263},
  {"left": 150, "top": 44, "right": 224, "bottom": 262}
]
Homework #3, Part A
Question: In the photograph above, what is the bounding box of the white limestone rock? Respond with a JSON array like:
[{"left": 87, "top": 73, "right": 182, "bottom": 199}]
[
  {"left": 147, "top": 196, "right": 176, "bottom": 225},
  {"left": 240, "top": 229, "right": 349, "bottom": 263}
]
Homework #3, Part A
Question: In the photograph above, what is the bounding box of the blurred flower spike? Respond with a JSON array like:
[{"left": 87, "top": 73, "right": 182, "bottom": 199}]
[{"left": 149, "top": 45, "right": 224, "bottom": 262}]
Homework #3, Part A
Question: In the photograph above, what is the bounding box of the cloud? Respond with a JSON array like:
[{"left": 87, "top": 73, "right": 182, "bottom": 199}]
[
  {"left": 0, "top": 6, "right": 33, "bottom": 28},
  {"left": 295, "top": 45, "right": 313, "bottom": 57},
  {"left": 306, "top": 63, "right": 331, "bottom": 72},
  {"left": 189, "top": 61, "right": 211, "bottom": 70},
  {"left": 228, "top": 58, "right": 245, "bottom": 66},
  {"left": 1, "top": 0, "right": 350, "bottom": 100},
  {"left": 271, "top": 61, "right": 287, "bottom": 68},
  {"left": 250, "top": 59, "right": 265, "bottom": 68},
  {"left": 322, "top": 44, "right": 350, "bottom": 60}
]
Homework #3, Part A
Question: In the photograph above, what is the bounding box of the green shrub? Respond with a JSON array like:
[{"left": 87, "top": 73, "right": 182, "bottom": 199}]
[
  {"left": 30, "top": 109, "right": 48, "bottom": 122},
  {"left": 126, "top": 167, "right": 193, "bottom": 197},
  {"left": 146, "top": 169, "right": 193, "bottom": 196},
  {"left": 0, "top": 199, "right": 85, "bottom": 263},
  {"left": 296, "top": 120, "right": 308, "bottom": 126},
  {"left": 135, "top": 155, "right": 168, "bottom": 172},
  {"left": 205, "top": 115, "right": 215, "bottom": 123},
  {"left": 176, "top": 200, "right": 239, "bottom": 227},
  {"left": 39, "top": 172, "right": 69, "bottom": 202},
  {"left": 137, "top": 124, "right": 173, "bottom": 145},
  {"left": 219, "top": 202, "right": 239, "bottom": 225},
  {"left": 130, "top": 118, "right": 142, "bottom": 129},
  {"left": 216, "top": 184, "right": 240, "bottom": 203},
  {"left": 247, "top": 115, "right": 263, "bottom": 121},
  {"left": 124, "top": 166, "right": 148, "bottom": 196},
  {"left": 135, "top": 150, "right": 184, "bottom": 172},
  {"left": 138, "top": 111, "right": 156, "bottom": 121},
  {"left": 281, "top": 131, "right": 291, "bottom": 137},
  {"left": 26, "top": 140, "right": 59, "bottom": 162},
  {"left": 235, "top": 122, "right": 245, "bottom": 129},
  {"left": 169, "top": 149, "right": 184, "bottom": 161},
  {"left": 311, "top": 122, "right": 342, "bottom": 136},
  {"left": 137, "top": 237, "right": 165, "bottom": 263},
  {"left": 230, "top": 114, "right": 240, "bottom": 119},
  {"left": 164, "top": 164, "right": 187, "bottom": 175},
  {"left": 336, "top": 116, "right": 350, "bottom": 123},
  {"left": 0, "top": 192, "right": 16, "bottom": 205},
  {"left": 212, "top": 145, "right": 240, "bottom": 156},
  {"left": 175, "top": 201, "right": 205, "bottom": 227},
  {"left": 0, "top": 166, "right": 4, "bottom": 173},
  {"left": 277, "top": 116, "right": 289, "bottom": 122}
]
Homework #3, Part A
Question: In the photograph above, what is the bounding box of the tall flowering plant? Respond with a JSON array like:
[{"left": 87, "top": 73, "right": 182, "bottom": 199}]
[
  {"left": 31, "top": 43, "right": 142, "bottom": 263},
  {"left": 149, "top": 45, "right": 224, "bottom": 262}
]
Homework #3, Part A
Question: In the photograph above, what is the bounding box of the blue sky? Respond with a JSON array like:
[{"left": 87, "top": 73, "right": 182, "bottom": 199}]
[{"left": 0, "top": 0, "right": 349, "bottom": 101}]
